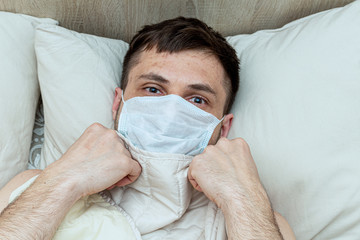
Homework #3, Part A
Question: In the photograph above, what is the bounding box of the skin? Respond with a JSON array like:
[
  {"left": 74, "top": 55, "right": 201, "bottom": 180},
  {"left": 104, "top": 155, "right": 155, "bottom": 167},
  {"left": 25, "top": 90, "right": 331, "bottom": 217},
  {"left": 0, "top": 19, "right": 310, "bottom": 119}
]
[{"left": 0, "top": 49, "right": 295, "bottom": 240}]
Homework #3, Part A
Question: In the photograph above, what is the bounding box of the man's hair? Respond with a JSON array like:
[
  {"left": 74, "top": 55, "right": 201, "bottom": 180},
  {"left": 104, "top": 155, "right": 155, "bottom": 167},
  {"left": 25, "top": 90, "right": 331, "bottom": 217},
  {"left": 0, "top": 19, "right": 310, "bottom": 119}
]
[{"left": 121, "top": 17, "right": 239, "bottom": 114}]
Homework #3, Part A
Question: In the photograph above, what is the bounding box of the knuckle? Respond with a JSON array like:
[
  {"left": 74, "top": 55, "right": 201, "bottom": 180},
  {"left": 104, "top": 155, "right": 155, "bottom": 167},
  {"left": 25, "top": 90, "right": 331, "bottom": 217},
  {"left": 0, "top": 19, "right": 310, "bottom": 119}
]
[
  {"left": 214, "top": 137, "right": 231, "bottom": 151},
  {"left": 87, "top": 122, "right": 104, "bottom": 132},
  {"left": 104, "top": 129, "right": 118, "bottom": 139},
  {"left": 203, "top": 144, "right": 216, "bottom": 154},
  {"left": 191, "top": 156, "right": 201, "bottom": 169},
  {"left": 219, "top": 137, "right": 229, "bottom": 142},
  {"left": 120, "top": 156, "right": 134, "bottom": 170},
  {"left": 232, "top": 137, "right": 250, "bottom": 151},
  {"left": 120, "top": 157, "right": 130, "bottom": 168},
  {"left": 91, "top": 122, "right": 104, "bottom": 129},
  {"left": 217, "top": 137, "right": 229, "bottom": 146},
  {"left": 233, "top": 137, "right": 248, "bottom": 146}
]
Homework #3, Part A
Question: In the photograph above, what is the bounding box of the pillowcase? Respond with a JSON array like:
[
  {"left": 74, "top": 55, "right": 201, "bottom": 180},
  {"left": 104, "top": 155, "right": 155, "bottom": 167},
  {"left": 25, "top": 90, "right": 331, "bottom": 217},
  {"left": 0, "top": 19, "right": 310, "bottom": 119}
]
[
  {"left": 0, "top": 12, "right": 57, "bottom": 188},
  {"left": 35, "top": 24, "right": 128, "bottom": 168},
  {"left": 226, "top": 1, "right": 360, "bottom": 239}
]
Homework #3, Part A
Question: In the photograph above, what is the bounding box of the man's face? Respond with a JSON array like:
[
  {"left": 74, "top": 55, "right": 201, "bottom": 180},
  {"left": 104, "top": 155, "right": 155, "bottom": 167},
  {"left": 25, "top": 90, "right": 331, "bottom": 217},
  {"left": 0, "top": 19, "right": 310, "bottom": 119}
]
[{"left": 113, "top": 48, "right": 233, "bottom": 145}]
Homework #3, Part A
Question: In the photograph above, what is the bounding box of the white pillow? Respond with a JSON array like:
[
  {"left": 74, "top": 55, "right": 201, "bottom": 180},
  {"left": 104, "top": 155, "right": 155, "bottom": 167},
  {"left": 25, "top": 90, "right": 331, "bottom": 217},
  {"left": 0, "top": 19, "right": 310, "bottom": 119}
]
[
  {"left": 35, "top": 24, "right": 128, "bottom": 168},
  {"left": 0, "top": 12, "right": 57, "bottom": 188},
  {"left": 227, "top": 1, "right": 360, "bottom": 239}
]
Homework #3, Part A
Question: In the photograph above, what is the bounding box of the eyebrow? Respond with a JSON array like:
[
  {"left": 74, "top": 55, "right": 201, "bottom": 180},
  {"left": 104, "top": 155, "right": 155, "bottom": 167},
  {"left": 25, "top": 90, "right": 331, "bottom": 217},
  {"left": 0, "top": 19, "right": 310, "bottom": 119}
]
[
  {"left": 139, "top": 73, "right": 216, "bottom": 96},
  {"left": 187, "top": 83, "right": 216, "bottom": 96},
  {"left": 139, "top": 73, "right": 169, "bottom": 84}
]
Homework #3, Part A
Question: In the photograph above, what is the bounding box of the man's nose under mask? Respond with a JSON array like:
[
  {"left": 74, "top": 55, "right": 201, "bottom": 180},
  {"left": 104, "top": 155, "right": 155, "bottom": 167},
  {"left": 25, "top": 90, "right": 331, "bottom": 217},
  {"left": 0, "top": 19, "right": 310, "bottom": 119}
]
[{"left": 117, "top": 93, "right": 223, "bottom": 156}]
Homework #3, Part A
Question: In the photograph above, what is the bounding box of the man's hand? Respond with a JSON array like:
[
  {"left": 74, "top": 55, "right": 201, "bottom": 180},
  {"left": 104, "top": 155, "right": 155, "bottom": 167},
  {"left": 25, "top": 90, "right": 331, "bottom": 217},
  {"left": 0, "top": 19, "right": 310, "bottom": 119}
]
[
  {"left": 44, "top": 123, "right": 142, "bottom": 197},
  {"left": 188, "top": 137, "right": 262, "bottom": 208},
  {"left": 188, "top": 137, "right": 288, "bottom": 239},
  {"left": 0, "top": 123, "right": 141, "bottom": 240}
]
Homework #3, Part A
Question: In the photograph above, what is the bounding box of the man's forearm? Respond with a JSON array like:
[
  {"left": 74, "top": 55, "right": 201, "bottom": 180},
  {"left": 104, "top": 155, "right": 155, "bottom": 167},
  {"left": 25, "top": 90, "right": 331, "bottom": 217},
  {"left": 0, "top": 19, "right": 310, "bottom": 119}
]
[
  {"left": 188, "top": 137, "right": 294, "bottom": 239},
  {"left": 0, "top": 124, "right": 142, "bottom": 240},
  {"left": 0, "top": 171, "right": 80, "bottom": 240},
  {"left": 221, "top": 186, "right": 283, "bottom": 240}
]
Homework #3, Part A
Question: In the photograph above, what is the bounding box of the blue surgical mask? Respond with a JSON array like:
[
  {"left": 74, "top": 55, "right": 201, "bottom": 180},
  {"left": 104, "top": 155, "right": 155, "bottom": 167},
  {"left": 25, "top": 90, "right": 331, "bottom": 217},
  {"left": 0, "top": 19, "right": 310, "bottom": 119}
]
[{"left": 117, "top": 94, "right": 223, "bottom": 156}]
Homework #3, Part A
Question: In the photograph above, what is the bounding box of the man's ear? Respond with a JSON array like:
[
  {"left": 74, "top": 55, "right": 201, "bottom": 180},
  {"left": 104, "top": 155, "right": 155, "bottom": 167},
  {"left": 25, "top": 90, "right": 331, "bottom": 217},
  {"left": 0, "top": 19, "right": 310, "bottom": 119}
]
[
  {"left": 220, "top": 113, "right": 233, "bottom": 138},
  {"left": 112, "top": 88, "right": 122, "bottom": 121}
]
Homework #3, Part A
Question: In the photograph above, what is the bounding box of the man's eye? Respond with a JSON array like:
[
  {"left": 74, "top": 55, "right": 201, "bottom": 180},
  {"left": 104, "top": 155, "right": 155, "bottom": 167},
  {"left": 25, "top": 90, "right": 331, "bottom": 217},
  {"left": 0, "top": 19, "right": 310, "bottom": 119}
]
[
  {"left": 190, "top": 97, "right": 206, "bottom": 104},
  {"left": 145, "top": 87, "right": 160, "bottom": 94}
]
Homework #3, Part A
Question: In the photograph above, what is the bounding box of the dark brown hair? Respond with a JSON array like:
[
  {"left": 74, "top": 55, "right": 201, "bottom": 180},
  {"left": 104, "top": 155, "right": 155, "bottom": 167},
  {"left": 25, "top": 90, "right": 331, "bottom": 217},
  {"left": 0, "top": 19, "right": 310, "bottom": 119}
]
[{"left": 121, "top": 17, "right": 239, "bottom": 114}]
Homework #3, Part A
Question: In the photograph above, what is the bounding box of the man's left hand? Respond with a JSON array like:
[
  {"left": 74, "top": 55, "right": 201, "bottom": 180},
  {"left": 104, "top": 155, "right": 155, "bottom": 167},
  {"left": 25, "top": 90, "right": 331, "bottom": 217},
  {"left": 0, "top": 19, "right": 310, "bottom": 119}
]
[
  {"left": 187, "top": 137, "right": 286, "bottom": 239},
  {"left": 188, "top": 137, "right": 265, "bottom": 209}
]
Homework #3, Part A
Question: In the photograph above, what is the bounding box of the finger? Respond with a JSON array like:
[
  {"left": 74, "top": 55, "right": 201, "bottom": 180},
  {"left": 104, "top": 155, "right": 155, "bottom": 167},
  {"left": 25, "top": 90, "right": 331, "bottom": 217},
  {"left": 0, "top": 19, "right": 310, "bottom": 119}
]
[
  {"left": 114, "top": 176, "right": 134, "bottom": 187},
  {"left": 107, "top": 185, "right": 117, "bottom": 190},
  {"left": 189, "top": 178, "right": 203, "bottom": 192},
  {"left": 187, "top": 167, "right": 203, "bottom": 192},
  {"left": 114, "top": 158, "right": 142, "bottom": 187},
  {"left": 128, "top": 158, "right": 142, "bottom": 179}
]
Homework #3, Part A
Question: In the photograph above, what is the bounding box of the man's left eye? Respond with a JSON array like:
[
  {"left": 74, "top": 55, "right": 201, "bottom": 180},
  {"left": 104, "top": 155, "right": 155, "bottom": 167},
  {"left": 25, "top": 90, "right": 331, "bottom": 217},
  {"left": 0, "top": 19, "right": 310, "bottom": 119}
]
[
  {"left": 190, "top": 97, "right": 205, "bottom": 104},
  {"left": 145, "top": 87, "right": 161, "bottom": 94}
]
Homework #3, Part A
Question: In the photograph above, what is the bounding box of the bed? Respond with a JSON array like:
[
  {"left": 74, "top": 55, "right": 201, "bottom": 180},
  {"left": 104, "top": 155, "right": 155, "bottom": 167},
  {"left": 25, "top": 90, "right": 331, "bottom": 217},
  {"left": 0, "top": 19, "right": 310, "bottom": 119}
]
[{"left": 1, "top": 0, "right": 359, "bottom": 239}]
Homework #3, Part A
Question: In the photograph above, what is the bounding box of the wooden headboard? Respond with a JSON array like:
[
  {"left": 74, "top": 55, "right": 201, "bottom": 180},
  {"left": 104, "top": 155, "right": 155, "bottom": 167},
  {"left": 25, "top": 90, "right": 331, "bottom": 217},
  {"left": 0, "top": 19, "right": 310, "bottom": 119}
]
[{"left": 0, "top": 0, "right": 355, "bottom": 42}]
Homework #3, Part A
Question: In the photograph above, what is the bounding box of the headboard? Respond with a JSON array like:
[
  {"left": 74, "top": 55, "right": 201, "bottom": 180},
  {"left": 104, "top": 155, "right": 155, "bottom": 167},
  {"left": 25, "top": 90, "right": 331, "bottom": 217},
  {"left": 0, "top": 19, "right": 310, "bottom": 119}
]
[{"left": 0, "top": 0, "right": 355, "bottom": 42}]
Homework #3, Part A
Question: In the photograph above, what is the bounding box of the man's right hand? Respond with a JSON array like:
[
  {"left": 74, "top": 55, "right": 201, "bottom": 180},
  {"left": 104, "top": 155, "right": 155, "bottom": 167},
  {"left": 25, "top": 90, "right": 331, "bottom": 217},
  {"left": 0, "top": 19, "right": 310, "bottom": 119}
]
[
  {"left": 0, "top": 123, "right": 141, "bottom": 240},
  {"left": 43, "top": 123, "right": 142, "bottom": 198}
]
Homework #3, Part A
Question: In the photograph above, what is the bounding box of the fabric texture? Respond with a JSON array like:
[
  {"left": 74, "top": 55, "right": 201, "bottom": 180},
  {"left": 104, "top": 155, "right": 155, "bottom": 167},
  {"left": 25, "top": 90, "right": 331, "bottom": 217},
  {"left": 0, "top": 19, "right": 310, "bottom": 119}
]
[
  {"left": 9, "top": 176, "right": 140, "bottom": 240},
  {"left": 53, "top": 194, "right": 139, "bottom": 240},
  {"left": 227, "top": 1, "right": 360, "bottom": 239},
  {"left": 105, "top": 133, "right": 227, "bottom": 239},
  {"left": 0, "top": 12, "right": 57, "bottom": 188},
  {"left": 28, "top": 100, "right": 44, "bottom": 169},
  {"left": 9, "top": 133, "right": 228, "bottom": 240},
  {"left": 34, "top": 24, "right": 128, "bottom": 168}
]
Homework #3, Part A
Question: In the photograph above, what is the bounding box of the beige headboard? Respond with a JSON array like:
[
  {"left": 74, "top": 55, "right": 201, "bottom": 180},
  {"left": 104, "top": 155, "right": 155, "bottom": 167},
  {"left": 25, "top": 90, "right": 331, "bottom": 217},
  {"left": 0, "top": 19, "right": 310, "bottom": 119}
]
[{"left": 0, "top": 0, "right": 355, "bottom": 42}]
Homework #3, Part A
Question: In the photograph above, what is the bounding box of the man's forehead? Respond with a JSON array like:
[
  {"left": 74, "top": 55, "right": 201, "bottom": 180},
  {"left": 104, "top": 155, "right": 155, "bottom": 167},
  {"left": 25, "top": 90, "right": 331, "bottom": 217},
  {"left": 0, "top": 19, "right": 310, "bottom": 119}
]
[{"left": 130, "top": 49, "right": 226, "bottom": 87}]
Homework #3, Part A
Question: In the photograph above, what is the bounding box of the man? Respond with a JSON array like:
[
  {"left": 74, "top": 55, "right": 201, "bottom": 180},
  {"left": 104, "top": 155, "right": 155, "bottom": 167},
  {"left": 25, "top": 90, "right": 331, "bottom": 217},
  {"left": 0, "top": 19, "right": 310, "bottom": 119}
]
[{"left": 0, "top": 17, "right": 295, "bottom": 239}]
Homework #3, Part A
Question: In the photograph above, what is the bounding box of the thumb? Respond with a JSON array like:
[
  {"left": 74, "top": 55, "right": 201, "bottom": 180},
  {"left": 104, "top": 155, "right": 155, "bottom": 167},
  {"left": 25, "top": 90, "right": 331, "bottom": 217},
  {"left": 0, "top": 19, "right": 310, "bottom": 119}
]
[
  {"left": 187, "top": 168, "right": 203, "bottom": 192},
  {"left": 116, "top": 159, "right": 142, "bottom": 187}
]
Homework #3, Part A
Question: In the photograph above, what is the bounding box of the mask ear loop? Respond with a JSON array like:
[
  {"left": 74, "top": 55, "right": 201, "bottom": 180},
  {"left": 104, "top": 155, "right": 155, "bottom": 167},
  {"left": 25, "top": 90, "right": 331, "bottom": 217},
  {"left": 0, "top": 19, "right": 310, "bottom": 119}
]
[
  {"left": 213, "top": 116, "right": 225, "bottom": 129},
  {"left": 115, "top": 91, "right": 126, "bottom": 131},
  {"left": 217, "top": 116, "right": 225, "bottom": 139},
  {"left": 120, "top": 91, "right": 128, "bottom": 113},
  {"left": 201, "top": 115, "right": 225, "bottom": 152},
  {"left": 121, "top": 91, "right": 125, "bottom": 103}
]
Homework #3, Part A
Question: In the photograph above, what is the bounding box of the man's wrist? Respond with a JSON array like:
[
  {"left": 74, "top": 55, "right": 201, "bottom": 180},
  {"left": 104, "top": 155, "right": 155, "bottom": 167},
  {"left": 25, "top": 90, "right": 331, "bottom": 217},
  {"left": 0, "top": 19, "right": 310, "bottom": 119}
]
[
  {"left": 219, "top": 184, "right": 283, "bottom": 240},
  {"left": 39, "top": 167, "right": 82, "bottom": 202},
  {"left": 0, "top": 168, "right": 83, "bottom": 239}
]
